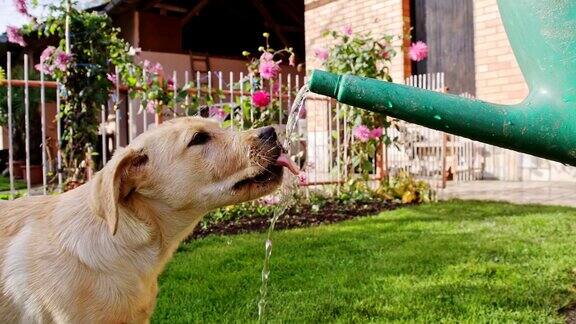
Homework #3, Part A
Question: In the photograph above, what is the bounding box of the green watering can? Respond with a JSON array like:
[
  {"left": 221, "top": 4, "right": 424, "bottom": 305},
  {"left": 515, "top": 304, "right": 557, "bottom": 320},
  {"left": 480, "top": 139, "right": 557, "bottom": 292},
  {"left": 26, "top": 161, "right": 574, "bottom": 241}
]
[{"left": 309, "top": 0, "right": 576, "bottom": 166}]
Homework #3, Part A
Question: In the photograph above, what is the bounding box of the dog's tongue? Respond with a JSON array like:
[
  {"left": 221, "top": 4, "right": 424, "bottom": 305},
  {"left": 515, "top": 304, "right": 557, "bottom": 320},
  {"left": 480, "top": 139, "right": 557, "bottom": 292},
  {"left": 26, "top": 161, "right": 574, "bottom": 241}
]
[{"left": 276, "top": 153, "right": 299, "bottom": 175}]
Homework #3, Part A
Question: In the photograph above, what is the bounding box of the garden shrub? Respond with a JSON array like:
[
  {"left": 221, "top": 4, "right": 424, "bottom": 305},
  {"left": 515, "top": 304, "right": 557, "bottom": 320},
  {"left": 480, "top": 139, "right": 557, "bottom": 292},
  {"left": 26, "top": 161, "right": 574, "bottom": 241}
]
[
  {"left": 199, "top": 172, "right": 434, "bottom": 230},
  {"left": 376, "top": 170, "right": 433, "bottom": 203}
]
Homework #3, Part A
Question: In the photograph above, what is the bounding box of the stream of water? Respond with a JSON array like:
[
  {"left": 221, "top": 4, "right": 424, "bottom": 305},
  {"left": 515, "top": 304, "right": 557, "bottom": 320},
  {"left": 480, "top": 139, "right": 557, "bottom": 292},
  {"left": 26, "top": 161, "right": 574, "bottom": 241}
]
[{"left": 257, "top": 84, "right": 309, "bottom": 321}]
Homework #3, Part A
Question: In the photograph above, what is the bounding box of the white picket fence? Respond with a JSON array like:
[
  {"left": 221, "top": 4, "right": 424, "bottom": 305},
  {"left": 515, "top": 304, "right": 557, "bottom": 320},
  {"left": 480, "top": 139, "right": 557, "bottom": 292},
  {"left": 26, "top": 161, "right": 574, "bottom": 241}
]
[{"left": 1, "top": 51, "right": 498, "bottom": 198}]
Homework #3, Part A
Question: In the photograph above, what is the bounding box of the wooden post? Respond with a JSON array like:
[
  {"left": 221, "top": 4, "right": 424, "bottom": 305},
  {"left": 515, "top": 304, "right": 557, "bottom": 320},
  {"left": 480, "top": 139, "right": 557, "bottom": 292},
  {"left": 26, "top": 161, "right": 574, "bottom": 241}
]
[
  {"left": 155, "top": 112, "right": 163, "bottom": 125},
  {"left": 156, "top": 74, "right": 164, "bottom": 125},
  {"left": 441, "top": 133, "right": 448, "bottom": 189},
  {"left": 376, "top": 143, "right": 384, "bottom": 180}
]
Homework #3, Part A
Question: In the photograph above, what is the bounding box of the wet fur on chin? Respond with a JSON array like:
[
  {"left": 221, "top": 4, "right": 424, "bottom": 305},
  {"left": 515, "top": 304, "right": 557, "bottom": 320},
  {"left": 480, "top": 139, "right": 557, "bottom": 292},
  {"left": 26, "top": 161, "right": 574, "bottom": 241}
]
[{"left": 0, "top": 117, "right": 281, "bottom": 323}]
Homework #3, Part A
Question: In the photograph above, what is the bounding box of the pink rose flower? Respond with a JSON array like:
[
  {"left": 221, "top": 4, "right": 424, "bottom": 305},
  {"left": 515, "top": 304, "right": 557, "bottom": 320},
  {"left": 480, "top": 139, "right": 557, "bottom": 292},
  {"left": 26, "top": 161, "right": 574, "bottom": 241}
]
[
  {"left": 260, "top": 52, "right": 274, "bottom": 62},
  {"left": 409, "top": 41, "right": 428, "bottom": 62},
  {"left": 342, "top": 25, "right": 353, "bottom": 36},
  {"left": 107, "top": 73, "right": 117, "bottom": 84},
  {"left": 13, "top": 0, "right": 28, "bottom": 15},
  {"left": 6, "top": 26, "right": 26, "bottom": 47},
  {"left": 313, "top": 47, "right": 329, "bottom": 61},
  {"left": 35, "top": 46, "right": 56, "bottom": 74},
  {"left": 353, "top": 125, "right": 371, "bottom": 142},
  {"left": 369, "top": 127, "right": 383, "bottom": 139},
  {"left": 209, "top": 107, "right": 227, "bottom": 122},
  {"left": 298, "top": 172, "right": 307, "bottom": 185},
  {"left": 259, "top": 60, "right": 281, "bottom": 80},
  {"left": 40, "top": 46, "right": 55, "bottom": 62},
  {"left": 252, "top": 90, "right": 270, "bottom": 109},
  {"left": 54, "top": 52, "right": 72, "bottom": 72}
]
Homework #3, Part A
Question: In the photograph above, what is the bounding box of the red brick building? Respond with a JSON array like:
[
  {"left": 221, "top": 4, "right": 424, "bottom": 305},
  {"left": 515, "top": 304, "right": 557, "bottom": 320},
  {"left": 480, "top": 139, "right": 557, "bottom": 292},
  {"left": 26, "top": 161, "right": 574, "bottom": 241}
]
[
  {"left": 305, "top": 0, "right": 528, "bottom": 104},
  {"left": 303, "top": 0, "right": 576, "bottom": 182}
]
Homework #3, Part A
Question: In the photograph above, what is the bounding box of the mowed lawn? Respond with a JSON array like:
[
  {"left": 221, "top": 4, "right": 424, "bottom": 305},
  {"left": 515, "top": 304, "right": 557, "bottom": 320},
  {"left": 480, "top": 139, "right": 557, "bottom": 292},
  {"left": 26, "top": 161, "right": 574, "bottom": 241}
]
[
  {"left": 0, "top": 175, "right": 26, "bottom": 192},
  {"left": 152, "top": 200, "right": 576, "bottom": 323}
]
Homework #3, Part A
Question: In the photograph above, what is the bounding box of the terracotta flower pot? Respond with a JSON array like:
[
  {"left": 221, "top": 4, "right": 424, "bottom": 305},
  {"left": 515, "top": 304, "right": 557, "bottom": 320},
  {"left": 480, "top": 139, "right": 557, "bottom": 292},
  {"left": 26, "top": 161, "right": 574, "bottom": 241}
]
[
  {"left": 10, "top": 160, "right": 25, "bottom": 179},
  {"left": 20, "top": 165, "right": 44, "bottom": 185}
]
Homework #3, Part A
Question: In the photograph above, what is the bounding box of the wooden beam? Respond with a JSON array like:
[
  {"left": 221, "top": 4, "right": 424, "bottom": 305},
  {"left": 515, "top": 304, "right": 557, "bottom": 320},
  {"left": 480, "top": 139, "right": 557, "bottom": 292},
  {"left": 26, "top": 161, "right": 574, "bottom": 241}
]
[
  {"left": 143, "top": 0, "right": 162, "bottom": 10},
  {"left": 153, "top": 3, "right": 188, "bottom": 13},
  {"left": 250, "top": 0, "right": 290, "bottom": 47},
  {"left": 304, "top": 0, "right": 337, "bottom": 11},
  {"left": 133, "top": 11, "right": 140, "bottom": 48},
  {"left": 180, "top": 0, "right": 211, "bottom": 27}
]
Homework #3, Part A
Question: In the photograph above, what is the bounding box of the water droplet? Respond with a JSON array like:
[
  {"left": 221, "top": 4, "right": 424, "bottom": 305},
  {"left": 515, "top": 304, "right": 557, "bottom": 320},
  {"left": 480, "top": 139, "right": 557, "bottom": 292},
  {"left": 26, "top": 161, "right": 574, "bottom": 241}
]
[
  {"left": 434, "top": 115, "right": 442, "bottom": 120},
  {"left": 387, "top": 101, "right": 393, "bottom": 108}
]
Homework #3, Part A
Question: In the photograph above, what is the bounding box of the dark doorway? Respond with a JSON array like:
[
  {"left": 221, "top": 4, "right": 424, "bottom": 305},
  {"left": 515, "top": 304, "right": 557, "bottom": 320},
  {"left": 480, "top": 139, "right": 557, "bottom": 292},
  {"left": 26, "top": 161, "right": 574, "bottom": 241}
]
[{"left": 410, "top": 0, "right": 476, "bottom": 95}]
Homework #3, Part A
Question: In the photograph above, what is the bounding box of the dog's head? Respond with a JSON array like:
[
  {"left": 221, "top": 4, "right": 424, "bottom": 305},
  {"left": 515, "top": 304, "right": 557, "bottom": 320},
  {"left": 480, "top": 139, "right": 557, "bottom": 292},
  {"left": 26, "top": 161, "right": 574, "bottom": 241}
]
[{"left": 91, "top": 117, "right": 298, "bottom": 235}]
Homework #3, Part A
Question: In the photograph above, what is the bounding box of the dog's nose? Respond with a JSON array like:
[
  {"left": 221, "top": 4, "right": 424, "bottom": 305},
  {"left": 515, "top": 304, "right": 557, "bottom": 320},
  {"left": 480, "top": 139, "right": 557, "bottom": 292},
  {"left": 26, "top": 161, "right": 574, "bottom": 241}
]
[{"left": 258, "top": 126, "right": 277, "bottom": 142}]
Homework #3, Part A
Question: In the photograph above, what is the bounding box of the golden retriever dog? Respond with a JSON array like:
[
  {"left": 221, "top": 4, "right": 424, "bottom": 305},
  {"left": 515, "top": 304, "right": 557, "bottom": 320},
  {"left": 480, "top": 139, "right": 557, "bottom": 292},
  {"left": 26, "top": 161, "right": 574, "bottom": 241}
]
[{"left": 0, "top": 117, "right": 298, "bottom": 323}]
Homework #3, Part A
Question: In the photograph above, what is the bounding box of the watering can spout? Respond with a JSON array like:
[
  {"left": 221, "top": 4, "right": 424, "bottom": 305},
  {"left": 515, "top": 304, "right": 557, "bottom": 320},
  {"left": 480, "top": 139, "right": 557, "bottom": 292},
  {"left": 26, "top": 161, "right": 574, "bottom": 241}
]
[
  {"left": 309, "top": 70, "right": 576, "bottom": 166},
  {"left": 308, "top": 0, "right": 576, "bottom": 166}
]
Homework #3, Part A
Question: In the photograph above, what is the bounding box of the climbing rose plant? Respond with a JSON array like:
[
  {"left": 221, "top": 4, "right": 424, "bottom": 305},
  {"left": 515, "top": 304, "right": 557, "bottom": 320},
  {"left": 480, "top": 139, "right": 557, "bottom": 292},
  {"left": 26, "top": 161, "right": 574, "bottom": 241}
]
[
  {"left": 314, "top": 26, "right": 399, "bottom": 178},
  {"left": 9, "top": 0, "right": 197, "bottom": 187},
  {"left": 315, "top": 25, "right": 427, "bottom": 179},
  {"left": 217, "top": 32, "right": 296, "bottom": 129}
]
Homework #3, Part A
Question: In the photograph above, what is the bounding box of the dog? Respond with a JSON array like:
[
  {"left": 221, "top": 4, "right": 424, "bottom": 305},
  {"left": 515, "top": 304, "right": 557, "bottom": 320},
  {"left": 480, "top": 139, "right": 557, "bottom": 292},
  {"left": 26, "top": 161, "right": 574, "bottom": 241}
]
[{"left": 0, "top": 117, "right": 298, "bottom": 323}]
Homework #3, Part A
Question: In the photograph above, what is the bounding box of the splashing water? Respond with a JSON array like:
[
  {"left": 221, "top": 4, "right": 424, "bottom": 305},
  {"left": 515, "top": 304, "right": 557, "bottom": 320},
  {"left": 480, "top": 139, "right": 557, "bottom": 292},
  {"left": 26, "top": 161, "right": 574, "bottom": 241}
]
[
  {"left": 283, "top": 84, "right": 310, "bottom": 148},
  {"left": 257, "top": 84, "right": 309, "bottom": 321}
]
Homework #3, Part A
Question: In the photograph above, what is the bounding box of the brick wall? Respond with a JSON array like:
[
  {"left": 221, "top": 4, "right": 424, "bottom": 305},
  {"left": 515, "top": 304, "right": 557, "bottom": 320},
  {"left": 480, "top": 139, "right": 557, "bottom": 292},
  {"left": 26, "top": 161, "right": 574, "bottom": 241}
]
[
  {"left": 473, "top": 0, "right": 528, "bottom": 105},
  {"left": 304, "top": 0, "right": 406, "bottom": 82},
  {"left": 303, "top": 0, "right": 407, "bottom": 174},
  {"left": 304, "top": 0, "right": 529, "bottom": 104}
]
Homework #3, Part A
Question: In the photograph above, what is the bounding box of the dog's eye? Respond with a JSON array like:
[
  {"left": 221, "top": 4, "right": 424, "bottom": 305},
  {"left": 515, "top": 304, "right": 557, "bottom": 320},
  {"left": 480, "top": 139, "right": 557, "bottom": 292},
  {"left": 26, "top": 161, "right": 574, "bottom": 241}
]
[{"left": 188, "top": 132, "right": 210, "bottom": 147}]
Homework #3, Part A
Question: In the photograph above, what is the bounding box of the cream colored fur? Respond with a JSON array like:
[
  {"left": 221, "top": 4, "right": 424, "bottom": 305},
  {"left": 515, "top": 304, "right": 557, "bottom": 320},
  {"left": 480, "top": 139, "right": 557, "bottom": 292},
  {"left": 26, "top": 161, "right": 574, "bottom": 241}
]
[{"left": 0, "top": 117, "right": 282, "bottom": 323}]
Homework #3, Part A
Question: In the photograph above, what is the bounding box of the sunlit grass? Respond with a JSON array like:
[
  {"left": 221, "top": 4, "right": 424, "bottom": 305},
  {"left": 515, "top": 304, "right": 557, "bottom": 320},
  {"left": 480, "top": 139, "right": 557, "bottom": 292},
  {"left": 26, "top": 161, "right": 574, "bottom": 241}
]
[{"left": 153, "top": 200, "right": 576, "bottom": 323}]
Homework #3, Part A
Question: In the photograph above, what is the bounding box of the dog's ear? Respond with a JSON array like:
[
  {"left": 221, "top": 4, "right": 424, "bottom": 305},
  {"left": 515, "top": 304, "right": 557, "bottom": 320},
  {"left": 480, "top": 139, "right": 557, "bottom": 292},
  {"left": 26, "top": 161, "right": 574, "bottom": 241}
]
[{"left": 91, "top": 147, "right": 149, "bottom": 236}]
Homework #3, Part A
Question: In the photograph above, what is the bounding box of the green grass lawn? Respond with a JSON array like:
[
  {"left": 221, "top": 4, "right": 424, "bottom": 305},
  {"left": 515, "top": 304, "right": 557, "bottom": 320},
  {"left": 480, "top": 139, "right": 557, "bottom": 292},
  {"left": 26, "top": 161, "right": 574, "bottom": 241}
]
[
  {"left": 153, "top": 200, "right": 576, "bottom": 323},
  {"left": 0, "top": 175, "right": 26, "bottom": 192}
]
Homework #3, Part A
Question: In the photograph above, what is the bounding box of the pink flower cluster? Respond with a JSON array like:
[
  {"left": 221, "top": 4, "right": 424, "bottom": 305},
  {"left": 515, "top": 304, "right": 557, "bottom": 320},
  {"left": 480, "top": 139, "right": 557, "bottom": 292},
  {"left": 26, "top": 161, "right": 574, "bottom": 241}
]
[
  {"left": 409, "top": 41, "right": 428, "bottom": 62},
  {"left": 106, "top": 73, "right": 117, "bottom": 85},
  {"left": 252, "top": 90, "right": 270, "bottom": 109},
  {"left": 143, "top": 60, "right": 164, "bottom": 76},
  {"left": 13, "top": 0, "right": 28, "bottom": 15},
  {"left": 35, "top": 46, "right": 73, "bottom": 75},
  {"left": 258, "top": 52, "right": 281, "bottom": 80},
  {"left": 353, "top": 125, "right": 383, "bottom": 142},
  {"left": 298, "top": 172, "right": 307, "bottom": 185},
  {"left": 313, "top": 47, "right": 329, "bottom": 61},
  {"left": 342, "top": 25, "right": 353, "bottom": 36},
  {"left": 6, "top": 26, "right": 26, "bottom": 47}
]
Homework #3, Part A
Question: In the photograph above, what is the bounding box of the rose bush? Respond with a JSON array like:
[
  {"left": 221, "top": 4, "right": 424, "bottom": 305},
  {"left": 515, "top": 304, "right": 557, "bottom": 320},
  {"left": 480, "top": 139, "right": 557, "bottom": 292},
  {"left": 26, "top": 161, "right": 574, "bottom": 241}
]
[
  {"left": 7, "top": 0, "right": 199, "bottom": 186},
  {"left": 220, "top": 33, "right": 296, "bottom": 129},
  {"left": 316, "top": 25, "right": 427, "bottom": 178}
]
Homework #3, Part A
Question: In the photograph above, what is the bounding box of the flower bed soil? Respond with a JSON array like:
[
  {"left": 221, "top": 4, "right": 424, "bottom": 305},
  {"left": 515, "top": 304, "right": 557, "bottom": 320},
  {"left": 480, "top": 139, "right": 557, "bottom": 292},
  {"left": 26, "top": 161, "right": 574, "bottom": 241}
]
[
  {"left": 560, "top": 302, "right": 576, "bottom": 324},
  {"left": 190, "top": 200, "right": 405, "bottom": 240}
]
